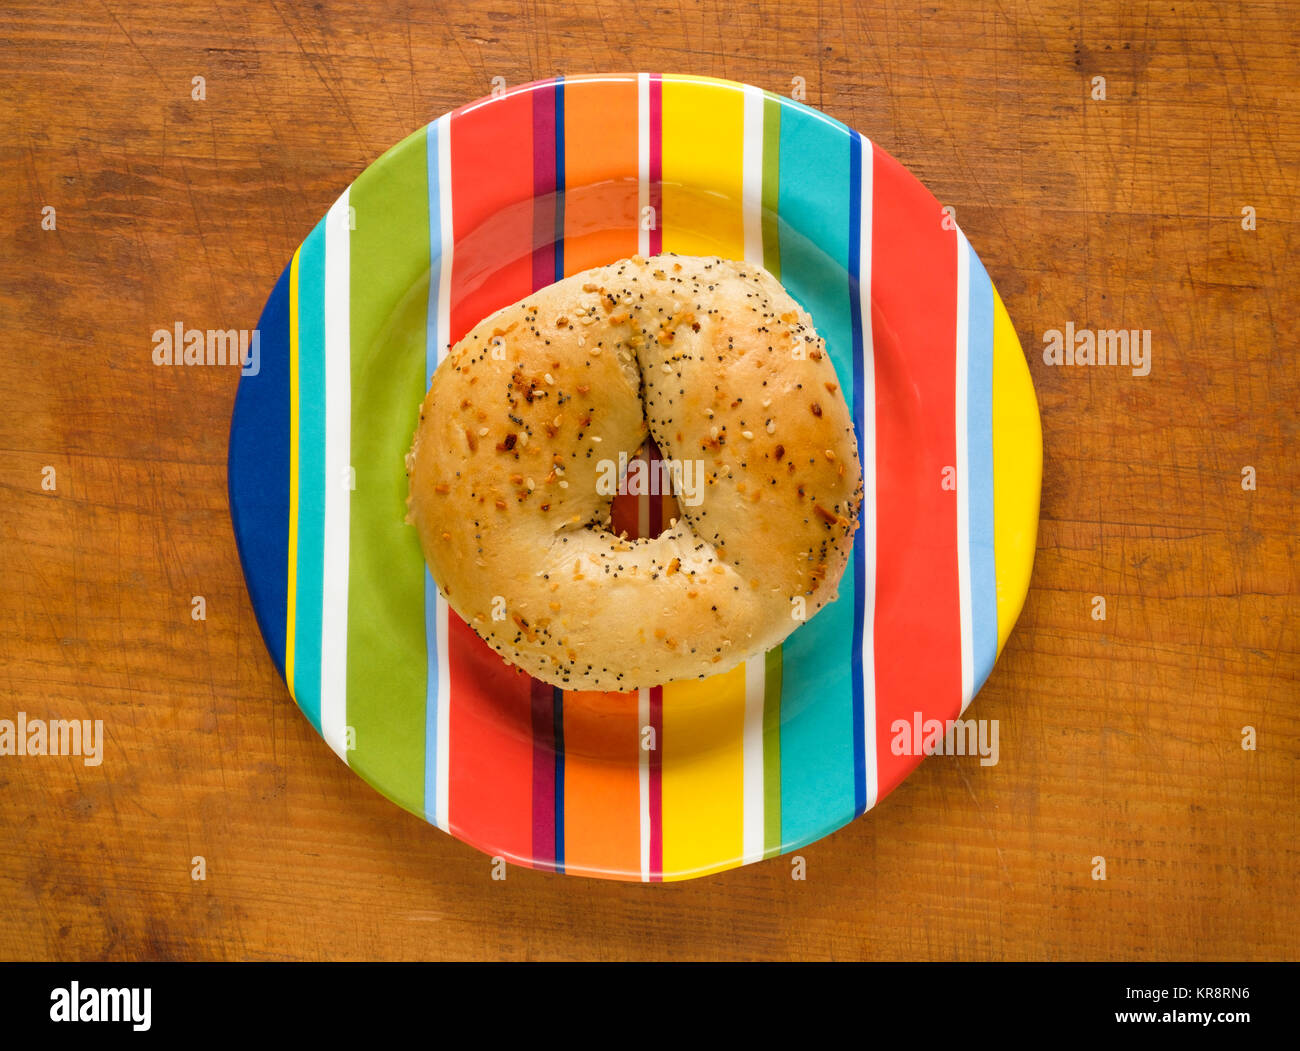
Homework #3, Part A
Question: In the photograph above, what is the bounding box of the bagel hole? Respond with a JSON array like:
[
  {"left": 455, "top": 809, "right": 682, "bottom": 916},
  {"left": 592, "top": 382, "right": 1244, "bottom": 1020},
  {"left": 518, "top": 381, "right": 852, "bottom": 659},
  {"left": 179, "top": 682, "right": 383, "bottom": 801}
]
[{"left": 607, "top": 437, "right": 683, "bottom": 540}]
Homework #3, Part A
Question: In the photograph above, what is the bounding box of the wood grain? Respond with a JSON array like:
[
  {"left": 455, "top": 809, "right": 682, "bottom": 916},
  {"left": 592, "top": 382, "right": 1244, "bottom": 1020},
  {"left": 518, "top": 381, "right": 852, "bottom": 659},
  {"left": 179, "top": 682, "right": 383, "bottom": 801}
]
[{"left": 0, "top": 0, "right": 1295, "bottom": 961}]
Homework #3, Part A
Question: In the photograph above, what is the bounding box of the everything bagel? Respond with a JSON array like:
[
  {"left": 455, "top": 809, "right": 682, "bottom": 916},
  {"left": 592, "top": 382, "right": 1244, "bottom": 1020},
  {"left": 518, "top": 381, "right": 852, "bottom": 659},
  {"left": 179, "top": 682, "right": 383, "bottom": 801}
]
[{"left": 406, "top": 253, "right": 862, "bottom": 691}]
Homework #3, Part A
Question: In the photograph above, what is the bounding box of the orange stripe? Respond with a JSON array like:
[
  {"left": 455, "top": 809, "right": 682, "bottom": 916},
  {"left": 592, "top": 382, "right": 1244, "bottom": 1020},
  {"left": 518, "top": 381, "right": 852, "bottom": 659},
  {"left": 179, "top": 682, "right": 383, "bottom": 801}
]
[
  {"left": 554, "top": 74, "right": 645, "bottom": 877},
  {"left": 562, "top": 75, "right": 639, "bottom": 273},
  {"left": 561, "top": 689, "right": 644, "bottom": 878}
]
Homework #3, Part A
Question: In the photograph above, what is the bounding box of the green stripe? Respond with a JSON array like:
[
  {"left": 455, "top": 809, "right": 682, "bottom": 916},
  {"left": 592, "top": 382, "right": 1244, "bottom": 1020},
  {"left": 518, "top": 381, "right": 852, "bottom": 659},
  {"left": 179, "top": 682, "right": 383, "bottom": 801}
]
[
  {"left": 346, "top": 128, "right": 432, "bottom": 816},
  {"left": 760, "top": 92, "right": 784, "bottom": 859},
  {"left": 762, "top": 645, "right": 783, "bottom": 857}
]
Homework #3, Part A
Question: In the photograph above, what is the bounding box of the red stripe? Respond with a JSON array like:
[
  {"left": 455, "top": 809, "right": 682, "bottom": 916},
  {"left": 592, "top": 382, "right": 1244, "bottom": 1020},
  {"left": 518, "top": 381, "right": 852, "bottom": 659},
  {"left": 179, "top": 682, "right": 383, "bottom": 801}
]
[
  {"left": 870, "top": 143, "right": 963, "bottom": 799},
  {"left": 446, "top": 617, "right": 536, "bottom": 861},
  {"left": 446, "top": 90, "right": 537, "bottom": 865},
  {"left": 647, "top": 438, "right": 663, "bottom": 536},
  {"left": 448, "top": 92, "right": 535, "bottom": 347}
]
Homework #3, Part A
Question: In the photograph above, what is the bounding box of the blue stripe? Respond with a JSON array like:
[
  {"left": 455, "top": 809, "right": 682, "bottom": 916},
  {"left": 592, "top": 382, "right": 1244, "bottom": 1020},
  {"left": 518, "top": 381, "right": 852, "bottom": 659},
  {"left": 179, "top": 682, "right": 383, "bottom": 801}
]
[
  {"left": 228, "top": 263, "right": 291, "bottom": 681},
  {"left": 294, "top": 218, "right": 327, "bottom": 733},
  {"left": 847, "top": 131, "right": 867, "bottom": 816},
  {"left": 552, "top": 79, "right": 566, "bottom": 873},
  {"left": 966, "top": 242, "right": 999, "bottom": 691},
  {"left": 553, "top": 76, "right": 565, "bottom": 281},
  {"left": 423, "top": 120, "right": 443, "bottom": 826}
]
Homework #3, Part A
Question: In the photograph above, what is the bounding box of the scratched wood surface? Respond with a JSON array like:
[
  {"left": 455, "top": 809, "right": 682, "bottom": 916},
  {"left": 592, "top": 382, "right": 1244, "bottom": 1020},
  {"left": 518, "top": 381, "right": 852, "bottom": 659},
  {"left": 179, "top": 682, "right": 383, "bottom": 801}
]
[{"left": 1, "top": 0, "right": 1296, "bottom": 961}]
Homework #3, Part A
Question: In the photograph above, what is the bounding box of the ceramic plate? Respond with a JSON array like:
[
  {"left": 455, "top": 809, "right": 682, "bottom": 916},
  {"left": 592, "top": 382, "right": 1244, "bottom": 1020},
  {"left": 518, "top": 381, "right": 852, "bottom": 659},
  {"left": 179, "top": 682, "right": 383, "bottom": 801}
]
[{"left": 229, "top": 73, "right": 1042, "bottom": 881}]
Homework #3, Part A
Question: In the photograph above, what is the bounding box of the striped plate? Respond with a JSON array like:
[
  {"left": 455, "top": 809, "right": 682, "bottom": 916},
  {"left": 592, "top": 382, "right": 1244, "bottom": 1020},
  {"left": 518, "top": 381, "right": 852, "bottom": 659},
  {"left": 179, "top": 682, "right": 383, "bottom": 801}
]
[{"left": 229, "top": 73, "right": 1042, "bottom": 881}]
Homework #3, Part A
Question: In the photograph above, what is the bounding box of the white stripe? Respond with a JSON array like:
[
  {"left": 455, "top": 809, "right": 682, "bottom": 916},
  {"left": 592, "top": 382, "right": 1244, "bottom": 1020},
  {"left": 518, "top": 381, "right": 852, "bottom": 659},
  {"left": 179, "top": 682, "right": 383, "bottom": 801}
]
[
  {"left": 435, "top": 596, "right": 450, "bottom": 830},
  {"left": 741, "top": 84, "right": 765, "bottom": 266},
  {"left": 638, "top": 686, "right": 651, "bottom": 882},
  {"left": 320, "top": 188, "right": 352, "bottom": 762},
  {"left": 434, "top": 113, "right": 455, "bottom": 830},
  {"left": 857, "top": 136, "right": 878, "bottom": 812},
  {"left": 954, "top": 229, "right": 975, "bottom": 714},
  {"left": 637, "top": 73, "right": 650, "bottom": 258},
  {"left": 740, "top": 83, "right": 768, "bottom": 860},
  {"left": 742, "top": 658, "right": 766, "bottom": 863}
]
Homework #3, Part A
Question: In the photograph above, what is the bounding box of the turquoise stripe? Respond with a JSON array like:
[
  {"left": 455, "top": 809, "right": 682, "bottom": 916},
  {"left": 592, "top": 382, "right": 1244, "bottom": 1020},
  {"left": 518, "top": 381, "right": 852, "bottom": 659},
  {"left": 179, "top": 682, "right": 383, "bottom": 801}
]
[
  {"left": 966, "top": 243, "right": 998, "bottom": 690},
  {"left": 423, "top": 118, "right": 444, "bottom": 826},
  {"left": 293, "top": 216, "right": 327, "bottom": 733},
  {"left": 773, "top": 98, "right": 858, "bottom": 850}
]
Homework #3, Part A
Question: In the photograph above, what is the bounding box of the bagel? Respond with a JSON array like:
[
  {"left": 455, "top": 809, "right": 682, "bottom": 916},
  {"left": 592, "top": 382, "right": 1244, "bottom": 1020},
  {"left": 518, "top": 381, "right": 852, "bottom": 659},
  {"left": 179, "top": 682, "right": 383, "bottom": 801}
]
[{"left": 405, "top": 253, "right": 862, "bottom": 691}]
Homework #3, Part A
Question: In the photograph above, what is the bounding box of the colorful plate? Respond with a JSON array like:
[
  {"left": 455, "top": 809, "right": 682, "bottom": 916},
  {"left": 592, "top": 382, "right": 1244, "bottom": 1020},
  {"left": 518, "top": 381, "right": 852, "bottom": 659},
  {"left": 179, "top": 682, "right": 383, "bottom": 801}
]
[{"left": 229, "top": 74, "right": 1042, "bottom": 881}]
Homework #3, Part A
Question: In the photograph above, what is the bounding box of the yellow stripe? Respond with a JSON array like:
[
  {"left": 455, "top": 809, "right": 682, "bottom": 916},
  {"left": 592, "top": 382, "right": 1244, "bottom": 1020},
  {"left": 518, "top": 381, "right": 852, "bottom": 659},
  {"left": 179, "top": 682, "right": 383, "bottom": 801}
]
[
  {"left": 661, "top": 667, "right": 747, "bottom": 880},
  {"left": 660, "top": 75, "right": 746, "bottom": 258},
  {"left": 285, "top": 248, "right": 301, "bottom": 693},
  {"left": 990, "top": 286, "right": 1042, "bottom": 656},
  {"left": 660, "top": 75, "right": 747, "bottom": 879}
]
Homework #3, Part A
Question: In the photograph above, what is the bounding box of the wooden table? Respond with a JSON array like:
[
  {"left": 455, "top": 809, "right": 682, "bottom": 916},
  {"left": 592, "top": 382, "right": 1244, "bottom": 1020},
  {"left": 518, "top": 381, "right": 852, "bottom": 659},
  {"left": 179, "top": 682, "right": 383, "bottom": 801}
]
[{"left": 1, "top": 0, "right": 1295, "bottom": 961}]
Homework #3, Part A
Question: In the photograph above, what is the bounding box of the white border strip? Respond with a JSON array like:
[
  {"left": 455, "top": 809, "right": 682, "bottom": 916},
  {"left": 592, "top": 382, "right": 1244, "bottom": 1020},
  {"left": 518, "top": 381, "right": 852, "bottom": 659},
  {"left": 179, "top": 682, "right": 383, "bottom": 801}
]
[
  {"left": 740, "top": 82, "right": 768, "bottom": 860},
  {"left": 741, "top": 84, "right": 764, "bottom": 266},
  {"left": 742, "top": 658, "right": 766, "bottom": 863},
  {"left": 636, "top": 73, "right": 653, "bottom": 882},
  {"left": 320, "top": 188, "right": 352, "bottom": 762},
  {"left": 638, "top": 686, "right": 651, "bottom": 882},
  {"left": 857, "top": 134, "right": 879, "bottom": 813},
  {"left": 955, "top": 229, "right": 974, "bottom": 715},
  {"left": 434, "top": 114, "right": 455, "bottom": 830},
  {"left": 637, "top": 72, "right": 650, "bottom": 259}
]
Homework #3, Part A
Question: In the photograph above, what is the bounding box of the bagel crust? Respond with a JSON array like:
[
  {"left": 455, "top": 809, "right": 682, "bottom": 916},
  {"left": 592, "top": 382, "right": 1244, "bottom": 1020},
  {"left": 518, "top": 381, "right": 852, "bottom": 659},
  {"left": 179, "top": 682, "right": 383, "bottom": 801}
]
[{"left": 406, "top": 253, "right": 862, "bottom": 691}]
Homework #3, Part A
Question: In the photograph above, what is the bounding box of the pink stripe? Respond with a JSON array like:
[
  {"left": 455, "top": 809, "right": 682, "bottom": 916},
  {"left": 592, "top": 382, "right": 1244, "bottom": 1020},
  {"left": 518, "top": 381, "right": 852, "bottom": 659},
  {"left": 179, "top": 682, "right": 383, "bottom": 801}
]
[
  {"left": 649, "top": 75, "right": 663, "bottom": 256},
  {"left": 649, "top": 684, "right": 664, "bottom": 879},
  {"left": 530, "top": 678, "right": 557, "bottom": 869},
  {"left": 532, "top": 85, "right": 558, "bottom": 290}
]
